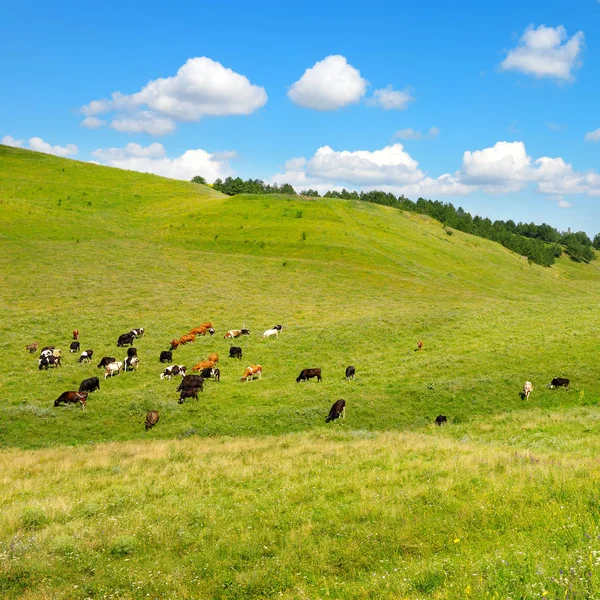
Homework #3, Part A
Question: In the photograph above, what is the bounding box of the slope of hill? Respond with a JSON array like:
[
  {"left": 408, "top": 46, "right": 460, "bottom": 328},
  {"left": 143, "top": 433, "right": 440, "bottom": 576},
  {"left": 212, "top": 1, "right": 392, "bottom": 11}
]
[{"left": 5, "top": 146, "right": 600, "bottom": 597}]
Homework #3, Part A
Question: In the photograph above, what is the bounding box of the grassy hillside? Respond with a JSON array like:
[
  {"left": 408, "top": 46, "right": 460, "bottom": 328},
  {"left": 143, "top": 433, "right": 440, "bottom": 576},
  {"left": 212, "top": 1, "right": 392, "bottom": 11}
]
[{"left": 3, "top": 145, "right": 600, "bottom": 598}]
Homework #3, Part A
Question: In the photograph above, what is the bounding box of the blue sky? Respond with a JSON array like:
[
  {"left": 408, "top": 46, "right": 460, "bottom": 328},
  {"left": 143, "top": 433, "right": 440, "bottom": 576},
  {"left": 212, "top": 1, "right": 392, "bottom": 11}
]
[{"left": 2, "top": 0, "right": 600, "bottom": 233}]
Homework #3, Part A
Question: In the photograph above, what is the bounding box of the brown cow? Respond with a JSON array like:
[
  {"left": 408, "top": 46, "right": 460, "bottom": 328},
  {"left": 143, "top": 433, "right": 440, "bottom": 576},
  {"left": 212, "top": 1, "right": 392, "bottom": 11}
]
[
  {"left": 241, "top": 365, "right": 262, "bottom": 382},
  {"left": 191, "top": 359, "right": 216, "bottom": 372},
  {"left": 73, "top": 329, "right": 79, "bottom": 340},
  {"left": 189, "top": 323, "right": 215, "bottom": 336},
  {"left": 26, "top": 342, "right": 39, "bottom": 354},
  {"left": 417, "top": 340, "right": 424, "bottom": 351},
  {"left": 54, "top": 391, "right": 87, "bottom": 409},
  {"left": 145, "top": 411, "right": 160, "bottom": 430},
  {"left": 178, "top": 334, "right": 196, "bottom": 345},
  {"left": 208, "top": 352, "right": 218, "bottom": 364}
]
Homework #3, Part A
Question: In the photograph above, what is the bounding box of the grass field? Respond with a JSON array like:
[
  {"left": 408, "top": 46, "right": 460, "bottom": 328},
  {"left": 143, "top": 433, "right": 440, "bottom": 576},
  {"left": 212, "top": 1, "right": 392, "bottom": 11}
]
[{"left": 3, "top": 144, "right": 600, "bottom": 598}]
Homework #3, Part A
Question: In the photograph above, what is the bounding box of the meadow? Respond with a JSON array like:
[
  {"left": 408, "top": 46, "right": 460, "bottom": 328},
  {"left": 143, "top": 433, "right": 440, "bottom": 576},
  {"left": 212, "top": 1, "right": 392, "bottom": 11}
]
[{"left": 3, "top": 144, "right": 600, "bottom": 598}]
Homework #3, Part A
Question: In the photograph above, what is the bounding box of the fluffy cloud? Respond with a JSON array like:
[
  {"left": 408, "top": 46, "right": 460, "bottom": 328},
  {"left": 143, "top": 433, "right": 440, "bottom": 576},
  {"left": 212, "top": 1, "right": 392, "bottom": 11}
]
[
  {"left": 81, "top": 57, "right": 267, "bottom": 135},
  {"left": 2, "top": 135, "right": 78, "bottom": 157},
  {"left": 81, "top": 117, "right": 107, "bottom": 129},
  {"left": 500, "top": 25, "right": 584, "bottom": 82},
  {"left": 368, "top": 85, "right": 413, "bottom": 110},
  {"left": 394, "top": 127, "right": 439, "bottom": 140},
  {"left": 585, "top": 128, "right": 600, "bottom": 142},
  {"left": 288, "top": 55, "right": 367, "bottom": 110},
  {"left": 272, "top": 140, "right": 600, "bottom": 199},
  {"left": 91, "top": 142, "right": 235, "bottom": 182}
]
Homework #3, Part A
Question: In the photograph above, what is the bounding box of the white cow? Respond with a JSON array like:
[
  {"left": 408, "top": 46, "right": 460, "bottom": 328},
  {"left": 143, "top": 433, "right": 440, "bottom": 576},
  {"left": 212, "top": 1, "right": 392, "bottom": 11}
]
[
  {"left": 262, "top": 328, "right": 279, "bottom": 339},
  {"left": 104, "top": 361, "right": 123, "bottom": 379},
  {"left": 523, "top": 381, "right": 533, "bottom": 400},
  {"left": 124, "top": 356, "right": 139, "bottom": 372}
]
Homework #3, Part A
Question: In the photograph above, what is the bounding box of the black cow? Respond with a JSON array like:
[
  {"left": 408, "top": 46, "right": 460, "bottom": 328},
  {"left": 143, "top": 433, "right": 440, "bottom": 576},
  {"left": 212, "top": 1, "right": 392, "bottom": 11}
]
[
  {"left": 69, "top": 341, "right": 80, "bottom": 353},
  {"left": 54, "top": 391, "right": 88, "bottom": 408},
  {"left": 145, "top": 410, "right": 159, "bottom": 430},
  {"left": 79, "top": 377, "right": 100, "bottom": 393},
  {"left": 296, "top": 368, "right": 322, "bottom": 382},
  {"left": 160, "top": 350, "right": 173, "bottom": 363},
  {"left": 178, "top": 387, "right": 200, "bottom": 403},
  {"left": 127, "top": 347, "right": 137, "bottom": 358},
  {"left": 39, "top": 356, "right": 61, "bottom": 370},
  {"left": 97, "top": 356, "right": 116, "bottom": 368},
  {"left": 78, "top": 349, "right": 93, "bottom": 363},
  {"left": 549, "top": 377, "right": 570, "bottom": 390},
  {"left": 345, "top": 366, "right": 355, "bottom": 380},
  {"left": 117, "top": 333, "right": 135, "bottom": 347},
  {"left": 229, "top": 346, "right": 242, "bottom": 359},
  {"left": 326, "top": 399, "right": 346, "bottom": 422},
  {"left": 177, "top": 375, "right": 204, "bottom": 392},
  {"left": 435, "top": 415, "right": 448, "bottom": 426},
  {"left": 41, "top": 345, "right": 54, "bottom": 352},
  {"left": 200, "top": 367, "right": 220, "bottom": 382}
]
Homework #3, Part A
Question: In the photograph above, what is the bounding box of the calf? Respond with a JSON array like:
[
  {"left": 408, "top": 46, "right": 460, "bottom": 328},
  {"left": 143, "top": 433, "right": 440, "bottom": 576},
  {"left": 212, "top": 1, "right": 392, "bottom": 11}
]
[
  {"left": 69, "top": 341, "right": 80, "bottom": 353},
  {"left": 262, "top": 328, "right": 279, "bottom": 339},
  {"left": 435, "top": 415, "right": 448, "bottom": 426},
  {"left": 72, "top": 329, "right": 79, "bottom": 340},
  {"left": 78, "top": 349, "right": 93, "bottom": 363},
  {"left": 39, "top": 355, "right": 61, "bottom": 370},
  {"left": 104, "top": 361, "right": 123, "bottom": 378},
  {"left": 130, "top": 328, "right": 145, "bottom": 338},
  {"left": 54, "top": 391, "right": 87, "bottom": 408},
  {"left": 117, "top": 332, "right": 135, "bottom": 347},
  {"left": 522, "top": 381, "right": 533, "bottom": 400},
  {"left": 200, "top": 367, "right": 220, "bottom": 382},
  {"left": 345, "top": 366, "right": 355, "bottom": 380},
  {"left": 160, "top": 350, "right": 173, "bottom": 363},
  {"left": 229, "top": 346, "right": 242, "bottom": 359},
  {"left": 326, "top": 399, "right": 346, "bottom": 422},
  {"left": 296, "top": 368, "right": 322, "bottom": 383},
  {"left": 160, "top": 365, "right": 186, "bottom": 380},
  {"left": 241, "top": 365, "right": 262, "bottom": 382},
  {"left": 549, "top": 377, "right": 570, "bottom": 390},
  {"left": 179, "top": 387, "right": 200, "bottom": 403},
  {"left": 79, "top": 377, "right": 100, "bottom": 393},
  {"left": 124, "top": 356, "right": 139, "bottom": 371},
  {"left": 97, "top": 356, "right": 116, "bottom": 368},
  {"left": 417, "top": 340, "right": 424, "bottom": 352},
  {"left": 26, "top": 342, "right": 39, "bottom": 354},
  {"left": 145, "top": 410, "right": 159, "bottom": 430},
  {"left": 177, "top": 374, "right": 204, "bottom": 392}
]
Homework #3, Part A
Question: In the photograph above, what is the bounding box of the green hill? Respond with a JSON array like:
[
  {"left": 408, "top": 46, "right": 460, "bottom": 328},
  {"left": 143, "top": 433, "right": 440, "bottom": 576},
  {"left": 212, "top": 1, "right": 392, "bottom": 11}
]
[{"left": 3, "top": 144, "right": 600, "bottom": 598}]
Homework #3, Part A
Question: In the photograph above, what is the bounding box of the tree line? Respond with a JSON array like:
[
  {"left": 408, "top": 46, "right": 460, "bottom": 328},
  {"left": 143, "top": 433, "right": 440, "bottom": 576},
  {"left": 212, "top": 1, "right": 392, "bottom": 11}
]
[{"left": 192, "top": 176, "right": 597, "bottom": 267}]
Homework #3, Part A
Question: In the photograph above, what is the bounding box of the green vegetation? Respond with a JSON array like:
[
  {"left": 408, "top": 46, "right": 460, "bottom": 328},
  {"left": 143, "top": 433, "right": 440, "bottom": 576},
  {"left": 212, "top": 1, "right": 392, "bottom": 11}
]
[{"left": 4, "top": 144, "right": 600, "bottom": 597}]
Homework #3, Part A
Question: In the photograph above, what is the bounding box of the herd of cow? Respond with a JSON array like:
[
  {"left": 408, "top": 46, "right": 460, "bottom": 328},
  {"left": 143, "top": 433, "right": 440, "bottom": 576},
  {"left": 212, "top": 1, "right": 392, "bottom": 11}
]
[{"left": 29, "top": 323, "right": 351, "bottom": 429}]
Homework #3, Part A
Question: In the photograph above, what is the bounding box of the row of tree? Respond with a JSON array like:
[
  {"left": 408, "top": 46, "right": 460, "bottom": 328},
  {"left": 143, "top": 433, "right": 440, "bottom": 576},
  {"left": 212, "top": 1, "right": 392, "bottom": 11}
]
[{"left": 191, "top": 176, "right": 597, "bottom": 266}]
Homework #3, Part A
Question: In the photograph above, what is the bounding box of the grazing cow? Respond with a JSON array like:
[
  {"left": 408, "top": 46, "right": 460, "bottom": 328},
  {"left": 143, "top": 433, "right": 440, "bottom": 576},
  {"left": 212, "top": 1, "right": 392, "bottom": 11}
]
[
  {"left": 97, "top": 356, "right": 116, "bottom": 368},
  {"left": 72, "top": 329, "right": 79, "bottom": 340},
  {"left": 39, "top": 356, "right": 61, "bottom": 370},
  {"left": 145, "top": 411, "right": 159, "bottom": 430},
  {"left": 117, "top": 332, "right": 135, "bottom": 347},
  {"left": 224, "top": 328, "right": 250, "bottom": 339},
  {"left": 241, "top": 365, "right": 262, "bottom": 382},
  {"left": 229, "top": 346, "right": 242, "bottom": 359},
  {"left": 208, "top": 352, "right": 218, "bottom": 364},
  {"left": 104, "top": 361, "right": 123, "bottom": 378},
  {"left": 170, "top": 339, "right": 180, "bottom": 350},
  {"left": 435, "top": 415, "right": 448, "bottom": 426},
  {"left": 79, "top": 377, "right": 100, "bottom": 393},
  {"left": 192, "top": 359, "right": 216, "bottom": 372},
  {"left": 39, "top": 349, "right": 53, "bottom": 359},
  {"left": 26, "top": 342, "right": 39, "bottom": 354},
  {"left": 124, "top": 356, "right": 139, "bottom": 371},
  {"left": 296, "top": 368, "right": 322, "bottom": 383},
  {"left": 262, "top": 328, "right": 279, "bottom": 339},
  {"left": 417, "top": 340, "right": 424, "bottom": 352},
  {"left": 549, "top": 377, "right": 570, "bottom": 390},
  {"left": 127, "top": 347, "right": 137, "bottom": 358},
  {"left": 200, "top": 367, "right": 220, "bottom": 382},
  {"left": 54, "top": 391, "right": 88, "bottom": 408},
  {"left": 160, "top": 350, "right": 173, "bottom": 363},
  {"left": 78, "top": 349, "right": 94, "bottom": 363},
  {"left": 160, "top": 365, "right": 186, "bottom": 380},
  {"left": 179, "top": 387, "right": 200, "bottom": 403},
  {"left": 178, "top": 334, "right": 196, "bottom": 345},
  {"left": 130, "top": 328, "right": 145, "bottom": 338},
  {"left": 326, "top": 399, "right": 346, "bottom": 422},
  {"left": 523, "top": 381, "right": 533, "bottom": 400},
  {"left": 273, "top": 324, "right": 283, "bottom": 332},
  {"left": 177, "top": 374, "right": 204, "bottom": 392},
  {"left": 189, "top": 324, "right": 215, "bottom": 336},
  {"left": 69, "top": 341, "right": 80, "bottom": 353},
  {"left": 345, "top": 366, "right": 355, "bottom": 380}
]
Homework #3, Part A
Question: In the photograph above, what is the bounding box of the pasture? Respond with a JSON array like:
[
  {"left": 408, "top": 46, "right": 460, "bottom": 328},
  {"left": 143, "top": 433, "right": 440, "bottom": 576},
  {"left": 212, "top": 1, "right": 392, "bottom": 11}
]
[{"left": 3, "top": 144, "right": 600, "bottom": 597}]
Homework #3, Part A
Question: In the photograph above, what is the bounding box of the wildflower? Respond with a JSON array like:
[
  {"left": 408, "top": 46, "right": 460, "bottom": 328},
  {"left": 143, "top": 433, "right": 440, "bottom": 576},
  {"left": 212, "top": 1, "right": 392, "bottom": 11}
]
[
  {"left": 454, "top": 538, "right": 460, "bottom": 544},
  {"left": 542, "top": 592, "right": 549, "bottom": 597}
]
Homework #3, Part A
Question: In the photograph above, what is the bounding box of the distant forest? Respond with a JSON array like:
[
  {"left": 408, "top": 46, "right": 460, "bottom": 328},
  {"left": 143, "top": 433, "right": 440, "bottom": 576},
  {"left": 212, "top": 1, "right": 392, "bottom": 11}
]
[{"left": 192, "top": 175, "right": 598, "bottom": 267}]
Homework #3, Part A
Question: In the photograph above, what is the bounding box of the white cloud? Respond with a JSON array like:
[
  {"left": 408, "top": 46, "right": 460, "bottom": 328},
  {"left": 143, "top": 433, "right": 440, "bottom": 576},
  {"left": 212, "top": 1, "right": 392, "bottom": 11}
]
[
  {"left": 2, "top": 135, "right": 77, "bottom": 157},
  {"left": 80, "top": 57, "right": 267, "bottom": 135},
  {"left": 585, "top": 128, "right": 600, "bottom": 142},
  {"left": 368, "top": 85, "right": 413, "bottom": 110},
  {"left": 394, "top": 127, "right": 439, "bottom": 140},
  {"left": 91, "top": 142, "right": 234, "bottom": 183},
  {"left": 500, "top": 25, "right": 584, "bottom": 82},
  {"left": 288, "top": 55, "right": 367, "bottom": 110},
  {"left": 81, "top": 117, "right": 107, "bottom": 129}
]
